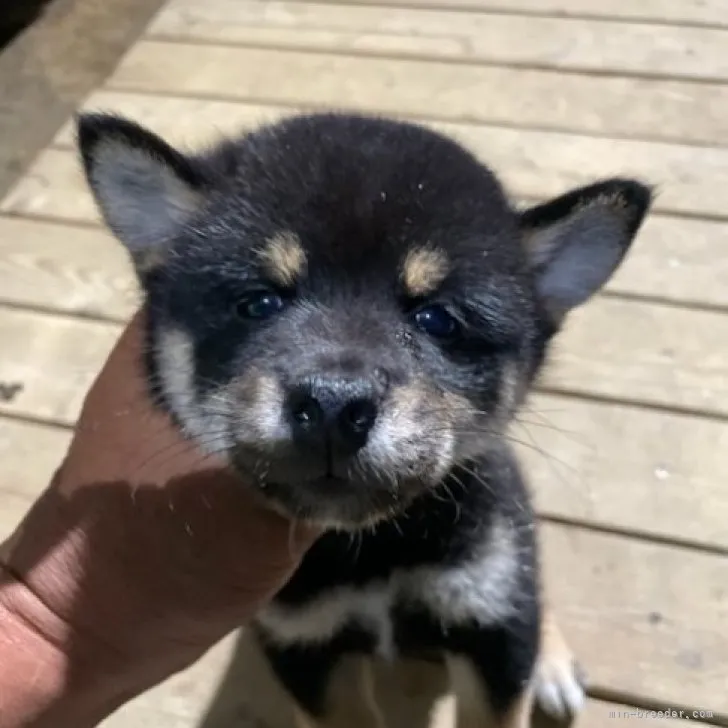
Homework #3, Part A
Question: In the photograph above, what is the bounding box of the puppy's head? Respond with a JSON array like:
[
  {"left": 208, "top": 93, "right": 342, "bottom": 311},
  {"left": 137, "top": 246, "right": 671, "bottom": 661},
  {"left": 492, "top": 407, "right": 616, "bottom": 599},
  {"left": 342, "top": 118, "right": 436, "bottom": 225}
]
[{"left": 78, "top": 111, "right": 651, "bottom": 527}]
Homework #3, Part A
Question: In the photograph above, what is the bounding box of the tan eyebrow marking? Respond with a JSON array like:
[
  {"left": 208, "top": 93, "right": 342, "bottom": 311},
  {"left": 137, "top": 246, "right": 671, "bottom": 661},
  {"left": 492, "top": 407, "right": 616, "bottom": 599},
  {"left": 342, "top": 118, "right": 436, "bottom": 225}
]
[
  {"left": 401, "top": 246, "right": 450, "bottom": 297},
  {"left": 257, "top": 231, "right": 307, "bottom": 286}
]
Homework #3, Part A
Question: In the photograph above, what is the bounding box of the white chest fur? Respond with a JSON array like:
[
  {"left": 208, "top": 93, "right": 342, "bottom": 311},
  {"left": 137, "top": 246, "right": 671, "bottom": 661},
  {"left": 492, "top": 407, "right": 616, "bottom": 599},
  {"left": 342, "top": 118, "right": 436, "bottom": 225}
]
[{"left": 256, "top": 517, "right": 520, "bottom": 658}]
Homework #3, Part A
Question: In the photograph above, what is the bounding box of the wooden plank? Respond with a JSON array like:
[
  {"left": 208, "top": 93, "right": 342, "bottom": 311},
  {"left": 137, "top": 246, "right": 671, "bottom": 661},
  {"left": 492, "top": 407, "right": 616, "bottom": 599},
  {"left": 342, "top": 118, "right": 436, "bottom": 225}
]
[
  {"left": 16, "top": 101, "right": 728, "bottom": 228},
  {"left": 49, "top": 91, "right": 728, "bottom": 222},
  {"left": 148, "top": 0, "right": 728, "bottom": 82},
  {"left": 52, "top": 94, "right": 289, "bottom": 148},
  {"left": 281, "top": 0, "right": 728, "bottom": 29},
  {"left": 517, "top": 394, "right": 728, "bottom": 550},
  {"left": 103, "top": 41, "right": 728, "bottom": 146},
  {"left": 0, "top": 309, "right": 121, "bottom": 426},
  {"left": 116, "top": 634, "right": 238, "bottom": 723},
  {"left": 100, "top": 706, "right": 200, "bottom": 728},
  {"left": 0, "top": 417, "right": 70, "bottom": 500},
  {"left": 0, "top": 217, "right": 138, "bottom": 318},
  {"left": 0, "top": 150, "right": 95, "bottom": 223},
  {"left": 542, "top": 297, "right": 728, "bottom": 418},
  {"left": 608, "top": 215, "right": 728, "bottom": 310},
  {"left": 541, "top": 522, "right": 728, "bottom": 720}
]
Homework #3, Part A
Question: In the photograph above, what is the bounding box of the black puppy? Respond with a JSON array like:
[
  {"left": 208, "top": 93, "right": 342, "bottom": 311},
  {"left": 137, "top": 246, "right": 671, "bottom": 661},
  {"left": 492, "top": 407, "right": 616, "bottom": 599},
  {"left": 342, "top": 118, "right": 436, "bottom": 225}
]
[{"left": 77, "top": 111, "right": 651, "bottom": 728}]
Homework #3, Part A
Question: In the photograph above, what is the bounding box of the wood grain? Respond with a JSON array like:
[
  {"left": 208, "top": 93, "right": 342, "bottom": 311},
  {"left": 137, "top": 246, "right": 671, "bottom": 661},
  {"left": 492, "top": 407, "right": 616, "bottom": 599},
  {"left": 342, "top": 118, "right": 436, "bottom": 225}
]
[
  {"left": 0, "top": 417, "right": 71, "bottom": 500},
  {"left": 0, "top": 308, "right": 121, "bottom": 425},
  {"left": 148, "top": 0, "right": 728, "bottom": 81},
  {"left": 14, "top": 135, "right": 728, "bottom": 226},
  {"left": 50, "top": 91, "right": 728, "bottom": 221},
  {"left": 542, "top": 297, "right": 728, "bottom": 417},
  {"left": 541, "top": 522, "right": 728, "bottom": 719},
  {"left": 281, "top": 0, "right": 728, "bottom": 29},
  {"left": 0, "top": 216, "right": 137, "bottom": 318},
  {"left": 103, "top": 41, "right": 728, "bottom": 146},
  {"left": 518, "top": 393, "right": 728, "bottom": 550}
]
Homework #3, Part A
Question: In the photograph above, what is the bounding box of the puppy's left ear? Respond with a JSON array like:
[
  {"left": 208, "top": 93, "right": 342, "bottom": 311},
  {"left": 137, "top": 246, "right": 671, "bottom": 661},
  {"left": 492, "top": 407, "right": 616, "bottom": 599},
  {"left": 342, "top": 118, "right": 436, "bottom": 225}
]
[
  {"left": 520, "top": 179, "right": 652, "bottom": 322},
  {"left": 76, "top": 112, "right": 208, "bottom": 274}
]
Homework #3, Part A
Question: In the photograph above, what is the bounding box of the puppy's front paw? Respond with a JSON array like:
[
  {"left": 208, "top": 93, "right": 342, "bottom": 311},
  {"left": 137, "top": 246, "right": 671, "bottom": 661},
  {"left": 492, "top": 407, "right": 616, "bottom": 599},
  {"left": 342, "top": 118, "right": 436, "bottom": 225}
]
[
  {"left": 534, "top": 612, "right": 586, "bottom": 724},
  {"left": 534, "top": 652, "right": 586, "bottom": 724}
]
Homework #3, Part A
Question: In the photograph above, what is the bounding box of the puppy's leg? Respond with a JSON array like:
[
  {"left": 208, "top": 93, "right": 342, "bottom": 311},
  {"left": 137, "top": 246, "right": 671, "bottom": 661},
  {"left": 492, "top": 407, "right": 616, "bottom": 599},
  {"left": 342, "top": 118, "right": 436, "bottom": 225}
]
[
  {"left": 447, "top": 656, "right": 535, "bottom": 728},
  {"left": 371, "top": 656, "right": 450, "bottom": 728},
  {"left": 444, "top": 617, "right": 540, "bottom": 728},
  {"left": 261, "top": 636, "right": 382, "bottom": 728},
  {"left": 446, "top": 654, "right": 497, "bottom": 727},
  {"left": 533, "top": 608, "right": 585, "bottom": 724},
  {"left": 498, "top": 684, "right": 535, "bottom": 728},
  {"left": 445, "top": 612, "right": 586, "bottom": 728}
]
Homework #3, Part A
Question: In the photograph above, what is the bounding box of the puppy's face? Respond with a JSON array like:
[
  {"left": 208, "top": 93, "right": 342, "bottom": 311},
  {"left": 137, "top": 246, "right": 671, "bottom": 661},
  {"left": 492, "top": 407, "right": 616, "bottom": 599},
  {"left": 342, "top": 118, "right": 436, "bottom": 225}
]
[{"left": 78, "top": 112, "right": 650, "bottom": 527}]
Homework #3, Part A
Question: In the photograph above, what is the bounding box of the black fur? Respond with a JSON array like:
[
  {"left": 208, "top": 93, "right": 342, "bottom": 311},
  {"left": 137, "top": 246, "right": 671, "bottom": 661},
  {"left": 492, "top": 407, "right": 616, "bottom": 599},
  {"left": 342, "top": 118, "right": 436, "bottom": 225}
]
[
  {"left": 77, "top": 110, "right": 651, "bottom": 723},
  {"left": 259, "top": 451, "right": 540, "bottom": 717}
]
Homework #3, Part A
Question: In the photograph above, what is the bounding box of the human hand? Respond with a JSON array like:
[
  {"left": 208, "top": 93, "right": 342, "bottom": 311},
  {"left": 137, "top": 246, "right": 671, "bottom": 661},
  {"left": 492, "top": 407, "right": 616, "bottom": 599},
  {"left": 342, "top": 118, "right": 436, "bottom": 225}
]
[{"left": 0, "top": 308, "right": 319, "bottom": 726}]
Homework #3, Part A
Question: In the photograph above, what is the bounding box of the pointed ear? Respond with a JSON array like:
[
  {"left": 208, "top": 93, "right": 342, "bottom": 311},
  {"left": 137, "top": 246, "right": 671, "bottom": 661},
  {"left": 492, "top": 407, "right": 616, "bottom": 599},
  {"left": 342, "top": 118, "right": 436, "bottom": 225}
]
[
  {"left": 76, "top": 112, "right": 207, "bottom": 273},
  {"left": 520, "top": 179, "right": 652, "bottom": 321}
]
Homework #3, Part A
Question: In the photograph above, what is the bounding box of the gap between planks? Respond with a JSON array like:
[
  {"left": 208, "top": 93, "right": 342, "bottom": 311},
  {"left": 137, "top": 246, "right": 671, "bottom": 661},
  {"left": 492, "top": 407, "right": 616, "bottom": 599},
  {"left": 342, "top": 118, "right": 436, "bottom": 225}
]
[
  {"left": 61, "top": 82, "right": 728, "bottom": 153},
  {"left": 273, "top": 0, "right": 728, "bottom": 31},
  {"left": 43, "top": 91, "right": 728, "bottom": 221},
  {"left": 145, "top": 0, "right": 728, "bottom": 84},
  {"left": 97, "top": 41, "right": 728, "bottom": 148}
]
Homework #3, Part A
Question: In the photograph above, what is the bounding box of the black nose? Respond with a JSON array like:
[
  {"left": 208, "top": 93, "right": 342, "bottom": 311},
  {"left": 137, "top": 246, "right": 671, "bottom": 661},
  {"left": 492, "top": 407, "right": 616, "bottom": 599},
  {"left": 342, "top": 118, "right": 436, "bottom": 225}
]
[{"left": 287, "top": 374, "right": 383, "bottom": 452}]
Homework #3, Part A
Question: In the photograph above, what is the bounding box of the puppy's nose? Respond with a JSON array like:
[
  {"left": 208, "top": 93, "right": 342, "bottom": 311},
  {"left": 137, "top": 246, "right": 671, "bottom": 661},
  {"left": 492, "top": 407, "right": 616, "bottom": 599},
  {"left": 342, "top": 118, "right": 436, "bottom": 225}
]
[{"left": 287, "top": 374, "right": 383, "bottom": 452}]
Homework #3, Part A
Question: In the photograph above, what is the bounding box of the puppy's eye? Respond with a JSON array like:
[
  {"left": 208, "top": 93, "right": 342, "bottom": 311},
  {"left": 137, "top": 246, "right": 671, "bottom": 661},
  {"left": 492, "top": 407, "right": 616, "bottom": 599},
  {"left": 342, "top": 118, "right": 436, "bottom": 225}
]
[
  {"left": 413, "top": 304, "right": 459, "bottom": 339},
  {"left": 236, "top": 291, "right": 285, "bottom": 319}
]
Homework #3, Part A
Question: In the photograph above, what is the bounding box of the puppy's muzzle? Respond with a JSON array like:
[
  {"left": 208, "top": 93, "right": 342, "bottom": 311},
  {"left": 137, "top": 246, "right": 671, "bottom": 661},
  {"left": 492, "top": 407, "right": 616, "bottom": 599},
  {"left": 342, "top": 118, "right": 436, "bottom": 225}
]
[{"left": 286, "top": 369, "right": 389, "bottom": 457}]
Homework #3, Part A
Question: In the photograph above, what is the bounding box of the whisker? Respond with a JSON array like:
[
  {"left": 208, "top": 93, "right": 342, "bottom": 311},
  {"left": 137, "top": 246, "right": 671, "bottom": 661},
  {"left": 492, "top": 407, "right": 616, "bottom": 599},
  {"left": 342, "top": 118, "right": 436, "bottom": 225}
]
[{"left": 455, "top": 462, "right": 497, "bottom": 501}]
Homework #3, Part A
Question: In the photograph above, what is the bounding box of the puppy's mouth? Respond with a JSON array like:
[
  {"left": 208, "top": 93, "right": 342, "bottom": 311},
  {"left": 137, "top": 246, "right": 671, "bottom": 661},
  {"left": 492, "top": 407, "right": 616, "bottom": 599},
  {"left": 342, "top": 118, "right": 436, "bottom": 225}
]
[
  {"left": 229, "top": 444, "right": 428, "bottom": 528},
  {"left": 233, "top": 446, "right": 392, "bottom": 490},
  {"left": 308, "top": 473, "right": 349, "bottom": 490}
]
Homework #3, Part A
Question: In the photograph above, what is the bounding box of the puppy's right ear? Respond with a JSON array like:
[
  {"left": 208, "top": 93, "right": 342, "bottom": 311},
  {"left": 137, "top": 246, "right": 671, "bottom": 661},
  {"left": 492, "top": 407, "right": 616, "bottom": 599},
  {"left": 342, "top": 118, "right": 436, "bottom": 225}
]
[{"left": 77, "top": 112, "right": 207, "bottom": 273}]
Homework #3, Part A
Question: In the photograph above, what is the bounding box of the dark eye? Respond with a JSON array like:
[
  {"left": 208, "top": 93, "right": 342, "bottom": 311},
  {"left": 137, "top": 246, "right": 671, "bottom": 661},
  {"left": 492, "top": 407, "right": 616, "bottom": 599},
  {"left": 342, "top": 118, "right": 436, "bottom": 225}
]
[
  {"left": 236, "top": 291, "right": 285, "bottom": 319},
  {"left": 413, "top": 304, "right": 459, "bottom": 339}
]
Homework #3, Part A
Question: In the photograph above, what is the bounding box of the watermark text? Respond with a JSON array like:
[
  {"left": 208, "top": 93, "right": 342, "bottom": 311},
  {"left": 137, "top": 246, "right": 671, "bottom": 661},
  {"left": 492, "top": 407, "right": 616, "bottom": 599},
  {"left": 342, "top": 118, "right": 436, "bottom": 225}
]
[{"left": 609, "top": 708, "right": 714, "bottom": 720}]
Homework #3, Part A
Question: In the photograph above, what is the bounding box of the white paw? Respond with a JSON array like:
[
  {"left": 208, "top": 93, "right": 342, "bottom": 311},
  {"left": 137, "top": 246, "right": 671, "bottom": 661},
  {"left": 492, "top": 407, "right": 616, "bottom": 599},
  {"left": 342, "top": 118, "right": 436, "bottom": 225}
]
[{"left": 534, "top": 653, "right": 586, "bottom": 724}]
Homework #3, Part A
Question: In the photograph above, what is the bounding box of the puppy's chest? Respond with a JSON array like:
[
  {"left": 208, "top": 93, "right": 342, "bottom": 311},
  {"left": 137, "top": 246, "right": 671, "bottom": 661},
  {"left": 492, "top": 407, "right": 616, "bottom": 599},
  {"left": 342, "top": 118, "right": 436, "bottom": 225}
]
[
  {"left": 258, "top": 581, "right": 399, "bottom": 658},
  {"left": 256, "top": 523, "right": 521, "bottom": 659}
]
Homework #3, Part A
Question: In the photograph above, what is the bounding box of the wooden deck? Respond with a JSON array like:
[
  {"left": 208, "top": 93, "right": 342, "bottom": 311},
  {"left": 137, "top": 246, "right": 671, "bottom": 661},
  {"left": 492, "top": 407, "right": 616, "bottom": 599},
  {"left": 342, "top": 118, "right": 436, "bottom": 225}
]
[{"left": 1, "top": 1, "right": 727, "bottom": 726}]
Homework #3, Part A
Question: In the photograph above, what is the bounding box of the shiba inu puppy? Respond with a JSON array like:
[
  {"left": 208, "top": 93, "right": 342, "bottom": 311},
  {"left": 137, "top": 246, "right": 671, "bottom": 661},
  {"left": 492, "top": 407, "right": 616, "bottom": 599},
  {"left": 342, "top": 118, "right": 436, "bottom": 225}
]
[{"left": 78, "top": 110, "right": 651, "bottom": 728}]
